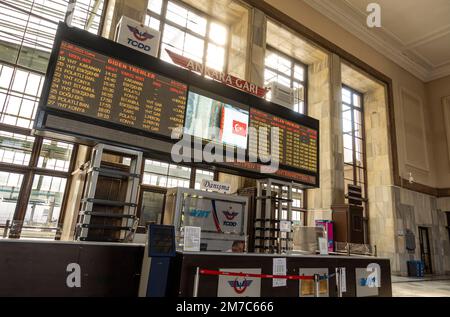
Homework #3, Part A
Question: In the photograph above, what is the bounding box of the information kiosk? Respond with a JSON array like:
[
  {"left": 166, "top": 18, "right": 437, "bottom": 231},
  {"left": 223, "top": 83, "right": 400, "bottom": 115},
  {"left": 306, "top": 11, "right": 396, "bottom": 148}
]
[{"left": 138, "top": 224, "right": 176, "bottom": 297}]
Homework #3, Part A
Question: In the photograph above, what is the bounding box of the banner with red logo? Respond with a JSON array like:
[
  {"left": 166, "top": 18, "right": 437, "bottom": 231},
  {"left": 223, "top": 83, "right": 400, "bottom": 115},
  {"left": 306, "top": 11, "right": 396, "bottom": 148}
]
[
  {"left": 220, "top": 104, "right": 249, "bottom": 149},
  {"left": 166, "top": 49, "right": 267, "bottom": 98},
  {"left": 217, "top": 268, "right": 261, "bottom": 297}
]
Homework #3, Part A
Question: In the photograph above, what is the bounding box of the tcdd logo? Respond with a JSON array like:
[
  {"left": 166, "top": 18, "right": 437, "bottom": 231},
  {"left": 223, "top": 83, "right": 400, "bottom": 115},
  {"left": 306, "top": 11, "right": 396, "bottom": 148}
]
[
  {"left": 228, "top": 278, "right": 253, "bottom": 294},
  {"left": 222, "top": 210, "right": 239, "bottom": 220},
  {"left": 127, "top": 25, "right": 154, "bottom": 51}
]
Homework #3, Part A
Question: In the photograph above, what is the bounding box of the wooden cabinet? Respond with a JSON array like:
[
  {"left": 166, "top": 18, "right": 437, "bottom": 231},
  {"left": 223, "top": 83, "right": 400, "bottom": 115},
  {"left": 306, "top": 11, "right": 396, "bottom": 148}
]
[{"left": 331, "top": 204, "right": 364, "bottom": 244}]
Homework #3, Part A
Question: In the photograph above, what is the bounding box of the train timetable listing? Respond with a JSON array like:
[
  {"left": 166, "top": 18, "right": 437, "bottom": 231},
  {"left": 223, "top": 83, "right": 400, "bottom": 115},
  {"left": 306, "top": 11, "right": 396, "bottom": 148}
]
[
  {"left": 249, "top": 108, "right": 317, "bottom": 173},
  {"left": 47, "top": 41, "right": 187, "bottom": 138}
]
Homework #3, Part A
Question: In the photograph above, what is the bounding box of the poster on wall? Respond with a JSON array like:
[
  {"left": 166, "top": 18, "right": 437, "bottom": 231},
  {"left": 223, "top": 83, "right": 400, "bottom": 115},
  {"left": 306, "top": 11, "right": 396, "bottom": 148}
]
[
  {"left": 355, "top": 268, "right": 379, "bottom": 297},
  {"left": 298, "top": 268, "right": 329, "bottom": 297},
  {"left": 217, "top": 268, "right": 261, "bottom": 297}
]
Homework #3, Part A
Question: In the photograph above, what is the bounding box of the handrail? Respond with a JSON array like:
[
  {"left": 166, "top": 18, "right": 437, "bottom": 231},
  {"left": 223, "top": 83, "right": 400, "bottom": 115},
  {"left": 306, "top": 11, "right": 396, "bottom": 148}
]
[{"left": 199, "top": 268, "right": 333, "bottom": 281}]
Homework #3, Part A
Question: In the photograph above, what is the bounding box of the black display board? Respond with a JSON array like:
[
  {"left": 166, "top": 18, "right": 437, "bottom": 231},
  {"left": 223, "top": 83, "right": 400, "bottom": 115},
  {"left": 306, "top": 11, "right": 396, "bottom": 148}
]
[
  {"left": 48, "top": 41, "right": 187, "bottom": 138},
  {"left": 36, "top": 23, "right": 320, "bottom": 187}
]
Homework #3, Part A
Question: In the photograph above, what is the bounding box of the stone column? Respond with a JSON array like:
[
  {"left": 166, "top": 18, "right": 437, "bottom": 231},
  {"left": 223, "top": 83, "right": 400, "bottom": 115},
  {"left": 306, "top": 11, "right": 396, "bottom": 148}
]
[
  {"left": 227, "top": 8, "right": 250, "bottom": 80},
  {"left": 364, "top": 85, "right": 397, "bottom": 264},
  {"left": 247, "top": 8, "right": 266, "bottom": 87},
  {"left": 306, "top": 53, "right": 345, "bottom": 225},
  {"left": 218, "top": 7, "right": 265, "bottom": 187}
]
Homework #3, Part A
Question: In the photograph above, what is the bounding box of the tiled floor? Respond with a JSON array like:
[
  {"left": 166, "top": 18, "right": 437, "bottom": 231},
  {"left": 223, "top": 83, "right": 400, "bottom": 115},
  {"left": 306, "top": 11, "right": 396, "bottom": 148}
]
[{"left": 392, "top": 277, "right": 450, "bottom": 297}]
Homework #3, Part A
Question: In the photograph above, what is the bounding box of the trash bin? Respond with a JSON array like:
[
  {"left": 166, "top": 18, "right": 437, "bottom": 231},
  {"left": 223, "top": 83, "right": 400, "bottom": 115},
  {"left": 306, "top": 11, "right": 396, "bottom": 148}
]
[{"left": 407, "top": 260, "right": 424, "bottom": 277}]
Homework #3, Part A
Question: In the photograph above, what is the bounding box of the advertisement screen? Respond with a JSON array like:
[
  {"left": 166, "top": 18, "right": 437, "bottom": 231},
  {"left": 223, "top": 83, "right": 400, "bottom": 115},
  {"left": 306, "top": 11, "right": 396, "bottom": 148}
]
[{"left": 184, "top": 90, "right": 249, "bottom": 149}]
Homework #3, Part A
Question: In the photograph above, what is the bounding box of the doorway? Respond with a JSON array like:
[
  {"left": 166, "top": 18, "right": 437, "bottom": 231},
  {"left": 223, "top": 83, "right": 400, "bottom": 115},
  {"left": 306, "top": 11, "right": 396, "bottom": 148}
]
[
  {"left": 137, "top": 186, "right": 167, "bottom": 230},
  {"left": 418, "top": 226, "right": 432, "bottom": 274}
]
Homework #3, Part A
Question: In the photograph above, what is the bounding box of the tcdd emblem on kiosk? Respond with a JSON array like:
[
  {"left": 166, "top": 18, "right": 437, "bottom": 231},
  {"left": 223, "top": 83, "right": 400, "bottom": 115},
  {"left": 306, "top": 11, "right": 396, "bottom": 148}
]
[
  {"left": 228, "top": 278, "right": 253, "bottom": 294},
  {"left": 127, "top": 25, "right": 154, "bottom": 51},
  {"left": 127, "top": 25, "right": 155, "bottom": 41},
  {"left": 222, "top": 207, "right": 238, "bottom": 227},
  {"left": 223, "top": 210, "right": 239, "bottom": 221}
]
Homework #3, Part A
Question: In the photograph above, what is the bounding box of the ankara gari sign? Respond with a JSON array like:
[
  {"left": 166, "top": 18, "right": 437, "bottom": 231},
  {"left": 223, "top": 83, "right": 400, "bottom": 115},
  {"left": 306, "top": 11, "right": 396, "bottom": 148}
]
[
  {"left": 115, "top": 16, "right": 161, "bottom": 57},
  {"left": 166, "top": 49, "right": 268, "bottom": 98}
]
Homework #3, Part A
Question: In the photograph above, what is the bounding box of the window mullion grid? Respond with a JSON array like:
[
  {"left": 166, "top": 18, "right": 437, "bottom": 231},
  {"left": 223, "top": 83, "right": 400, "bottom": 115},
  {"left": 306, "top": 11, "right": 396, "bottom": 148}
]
[
  {"left": 351, "top": 94, "right": 357, "bottom": 186},
  {"left": 156, "top": 0, "right": 169, "bottom": 59},
  {"left": 290, "top": 59, "right": 295, "bottom": 88},
  {"left": 201, "top": 20, "right": 210, "bottom": 76},
  {"left": 8, "top": 135, "right": 41, "bottom": 238}
]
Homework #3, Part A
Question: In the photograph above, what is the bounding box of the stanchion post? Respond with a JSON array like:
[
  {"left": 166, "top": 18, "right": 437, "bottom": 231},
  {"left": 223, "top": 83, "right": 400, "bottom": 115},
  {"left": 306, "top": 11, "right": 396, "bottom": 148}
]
[
  {"left": 314, "top": 274, "right": 320, "bottom": 298},
  {"left": 335, "top": 268, "right": 342, "bottom": 297},
  {"left": 3, "top": 220, "right": 9, "bottom": 238},
  {"left": 193, "top": 267, "right": 200, "bottom": 297}
]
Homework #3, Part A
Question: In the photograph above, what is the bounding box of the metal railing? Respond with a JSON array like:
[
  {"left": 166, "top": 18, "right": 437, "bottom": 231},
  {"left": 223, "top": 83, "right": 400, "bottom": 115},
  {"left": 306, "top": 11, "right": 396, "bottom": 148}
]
[{"left": 334, "top": 241, "right": 377, "bottom": 256}]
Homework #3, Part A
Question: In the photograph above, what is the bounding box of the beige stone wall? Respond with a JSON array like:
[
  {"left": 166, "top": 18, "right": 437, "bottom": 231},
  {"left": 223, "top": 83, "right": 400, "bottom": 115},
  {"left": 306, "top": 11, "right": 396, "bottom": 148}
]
[
  {"left": 393, "top": 188, "right": 450, "bottom": 275},
  {"left": 364, "top": 87, "right": 397, "bottom": 264},
  {"left": 307, "top": 54, "right": 345, "bottom": 224},
  {"left": 427, "top": 76, "right": 450, "bottom": 189},
  {"left": 264, "top": 0, "right": 438, "bottom": 188}
]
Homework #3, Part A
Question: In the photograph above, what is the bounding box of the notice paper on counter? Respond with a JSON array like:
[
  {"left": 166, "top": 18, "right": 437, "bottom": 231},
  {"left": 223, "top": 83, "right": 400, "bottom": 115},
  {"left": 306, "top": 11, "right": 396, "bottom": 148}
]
[
  {"left": 183, "top": 226, "right": 201, "bottom": 252},
  {"left": 318, "top": 237, "right": 329, "bottom": 255},
  {"left": 273, "top": 258, "right": 287, "bottom": 287}
]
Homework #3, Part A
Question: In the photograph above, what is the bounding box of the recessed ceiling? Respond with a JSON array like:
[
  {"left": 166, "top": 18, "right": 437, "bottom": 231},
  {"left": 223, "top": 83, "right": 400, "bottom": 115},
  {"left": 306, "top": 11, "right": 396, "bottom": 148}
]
[{"left": 303, "top": 0, "right": 450, "bottom": 82}]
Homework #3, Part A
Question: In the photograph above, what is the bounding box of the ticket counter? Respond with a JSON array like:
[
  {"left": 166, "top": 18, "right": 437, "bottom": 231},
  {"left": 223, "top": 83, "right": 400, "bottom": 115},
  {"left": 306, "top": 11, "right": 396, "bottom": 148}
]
[{"left": 168, "top": 251, "right": 392, "bottom": 297}]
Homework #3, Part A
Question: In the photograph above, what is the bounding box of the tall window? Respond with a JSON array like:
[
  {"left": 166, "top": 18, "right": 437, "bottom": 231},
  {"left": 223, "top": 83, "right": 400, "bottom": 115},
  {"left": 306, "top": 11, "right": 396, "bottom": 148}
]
[
  {"left": 292, "top": 187, "right": 306, "bottom": 226},
  {"left": 143, "top": 159, "right": 191, "bottom": 188},
  {"left": 341, "top": 86, "right": 367, "bottom": 208},
  {"left": 142, "top": 159, "right": 214, "bottom": 190},
  {"left": 0, "top": 172, "right": 24, "bottom": 225},
  {"left": 264, "top": 47, "right": 307, "bottom": 114},
  {"left": 0, "top": 0, "right": 101, "bottom": 238},
  {"left": 0, "top": 64, "right": 44, "bottom": 129},
  {"left": 0, "top": 0, "right": 105, "bottom": 72},
  {"left": 145, "top": 0, "right": 229, "bottom": 73}
]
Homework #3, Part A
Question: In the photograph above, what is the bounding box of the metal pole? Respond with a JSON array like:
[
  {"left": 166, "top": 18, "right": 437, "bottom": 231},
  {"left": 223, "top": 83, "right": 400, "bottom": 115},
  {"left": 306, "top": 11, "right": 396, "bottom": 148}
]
[
  {"left": 193, "top": 267, "right": 200, "bottom": 297},
  {"left": 3, "top": 220, "right": 9, "bottom": 238},
  {"left": 336, "top": 268, "right": 342, "bottom": 297},
  {"left": 314, "top": 274, "right": 320, "bottom": 297},
  {"left": 65, "top": 0, "right": 77, "bottom": 27}
]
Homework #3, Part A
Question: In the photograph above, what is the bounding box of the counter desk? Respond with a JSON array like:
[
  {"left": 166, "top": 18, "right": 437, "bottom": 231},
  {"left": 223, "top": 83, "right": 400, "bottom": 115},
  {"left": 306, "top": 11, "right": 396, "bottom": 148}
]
[
  {"left": 169, "top": 251, "right": 392, "bottom": 297},
  {"left": 0, "top": 239, "right": 145, "bottom": 296},
  {"left": 0, "top": 240, "right": 391, "bottom": 297}
]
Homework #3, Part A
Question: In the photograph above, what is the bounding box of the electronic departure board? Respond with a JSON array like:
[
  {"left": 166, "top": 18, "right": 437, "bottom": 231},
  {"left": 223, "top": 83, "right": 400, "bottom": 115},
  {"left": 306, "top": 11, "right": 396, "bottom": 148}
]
[
  {"left": 37, "top": 24, "right": 319, "bottom": 187},
  {"left": 47, "top": 41, "right": 187, "bottom": 138},
  {"left": 248, "top": 109, "right": 318, "bottom": 173}
]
